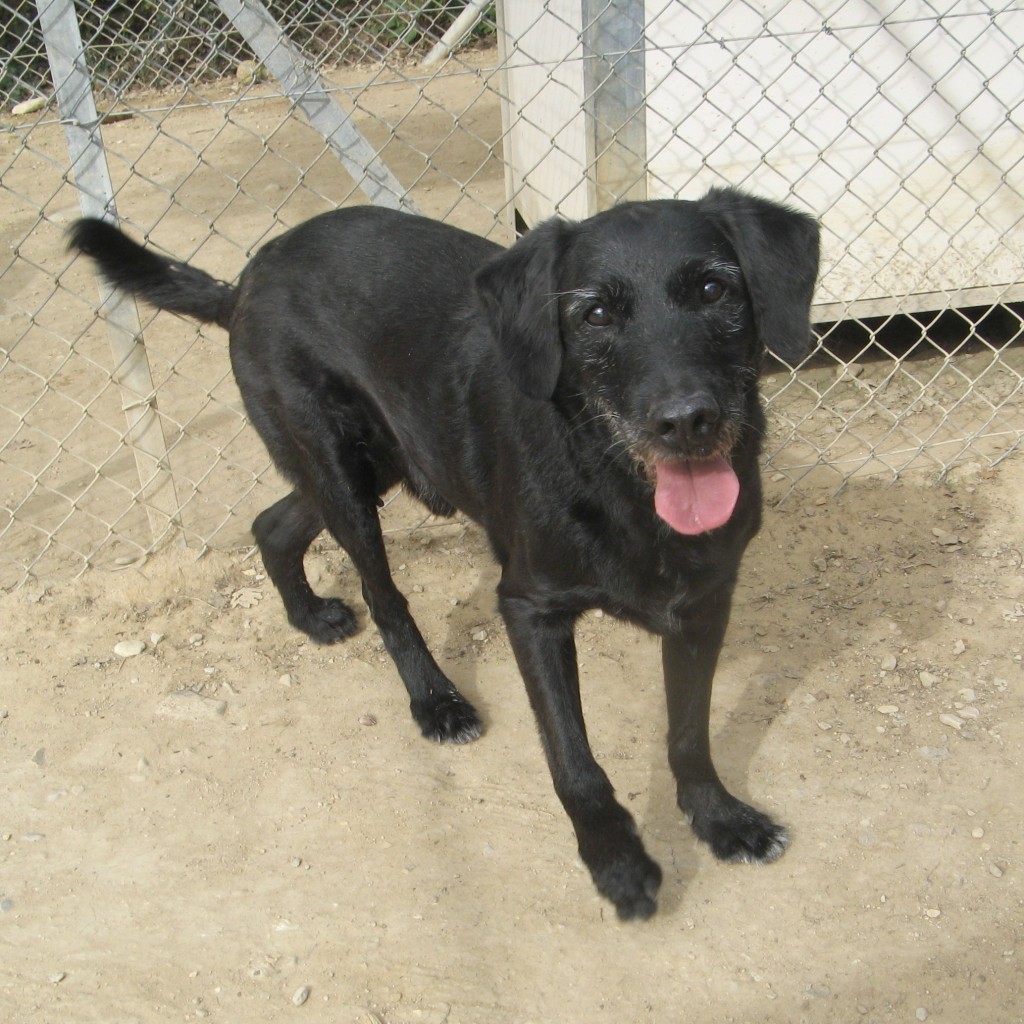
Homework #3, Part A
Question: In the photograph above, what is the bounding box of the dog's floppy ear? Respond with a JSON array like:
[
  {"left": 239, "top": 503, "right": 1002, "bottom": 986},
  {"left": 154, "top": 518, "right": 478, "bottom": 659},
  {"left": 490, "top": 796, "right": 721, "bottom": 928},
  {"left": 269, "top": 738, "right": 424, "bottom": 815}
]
[
  {"left": 474, "top": 218, "right": 566, "bottom": 400},
  {"left": 699, "top": 187, "right": 820, "bottom": 365}
]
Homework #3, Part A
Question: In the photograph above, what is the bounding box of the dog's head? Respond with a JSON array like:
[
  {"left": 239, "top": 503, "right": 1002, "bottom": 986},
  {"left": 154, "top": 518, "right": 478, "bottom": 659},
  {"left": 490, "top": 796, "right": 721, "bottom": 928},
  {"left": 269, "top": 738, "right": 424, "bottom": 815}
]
[{"left": 475, "top": 187, "right": 820, "bottom": 534}]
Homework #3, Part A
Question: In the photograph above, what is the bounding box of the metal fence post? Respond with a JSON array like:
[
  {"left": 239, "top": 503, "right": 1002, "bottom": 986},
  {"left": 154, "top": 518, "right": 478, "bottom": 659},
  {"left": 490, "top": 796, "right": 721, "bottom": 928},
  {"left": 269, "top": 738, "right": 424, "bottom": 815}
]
[
  {"left": 36, "top": 0, "right": 181, "bottom": 549},
  {"left": 581, "top": 0, "right": 647, "bottom": 210},
  {"left": 213, "top": 0, "right": 420, "bottom": 213}
]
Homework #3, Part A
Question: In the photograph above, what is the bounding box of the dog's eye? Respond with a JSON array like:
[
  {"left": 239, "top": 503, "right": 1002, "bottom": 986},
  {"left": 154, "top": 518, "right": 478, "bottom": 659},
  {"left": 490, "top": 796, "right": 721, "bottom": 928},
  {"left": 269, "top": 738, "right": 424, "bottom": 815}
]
[
  {"left": 584, "top": 305, "right": 612, "bottom": 327},
  {"left": 701, "top": 278, "right": 726, "bottom": 304}
]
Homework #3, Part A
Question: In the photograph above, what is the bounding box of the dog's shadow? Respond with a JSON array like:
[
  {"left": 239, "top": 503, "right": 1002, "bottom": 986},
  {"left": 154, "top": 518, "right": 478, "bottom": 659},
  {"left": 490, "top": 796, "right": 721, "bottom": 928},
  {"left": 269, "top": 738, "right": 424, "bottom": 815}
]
[
  {"left": 381, "top": 514, "right": 808, "bottom": 919},
  {"left": 421, "top": 534, "right": 808, "bottom": 919},
  {"left": 428, "top": 555, "right": 807, "bottom": 920}
]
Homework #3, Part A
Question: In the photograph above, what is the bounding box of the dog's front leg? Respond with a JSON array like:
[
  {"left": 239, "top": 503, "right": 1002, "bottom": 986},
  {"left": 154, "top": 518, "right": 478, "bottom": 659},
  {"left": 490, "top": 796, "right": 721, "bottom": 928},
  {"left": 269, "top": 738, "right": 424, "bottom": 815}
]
[
  {"left": 500, "top": 595, "right": 662, "bottom": 920},
  {"left": 663, "top": 597, "right": 788, "bottom": 864}
]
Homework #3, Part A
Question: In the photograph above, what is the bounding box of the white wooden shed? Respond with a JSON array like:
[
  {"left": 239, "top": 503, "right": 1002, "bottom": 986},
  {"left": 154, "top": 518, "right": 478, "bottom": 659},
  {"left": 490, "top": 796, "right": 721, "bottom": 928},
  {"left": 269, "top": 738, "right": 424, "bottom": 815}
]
[{"left": 497, "top": 1, "right": 1023, "bottom": 321}]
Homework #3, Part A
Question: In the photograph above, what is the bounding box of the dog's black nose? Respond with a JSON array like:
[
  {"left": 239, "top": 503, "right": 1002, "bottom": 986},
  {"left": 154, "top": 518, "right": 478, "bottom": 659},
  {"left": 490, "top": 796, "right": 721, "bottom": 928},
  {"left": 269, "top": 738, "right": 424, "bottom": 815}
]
[{"left": 648, "top": 394, "right": 721, "bottom": 449}]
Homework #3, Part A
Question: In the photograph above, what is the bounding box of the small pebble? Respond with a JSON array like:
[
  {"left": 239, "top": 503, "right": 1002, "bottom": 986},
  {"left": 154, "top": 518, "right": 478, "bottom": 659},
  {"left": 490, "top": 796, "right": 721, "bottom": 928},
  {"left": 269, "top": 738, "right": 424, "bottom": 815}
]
[
  {"left": 113, "top": 639, "right": 146, "bottom": 658},
  {"left": 916, "top": 1009, "right": 928, "bottom": 1021},
  {"left": 972, "top": 827, "right": 985, "bottom": 839},
  {"left": 279, "top": 674, "right": 292, "bottom": 688},
  {"left": 292, "top": 985, "right": 311, "bottom": 1006},
  {"left": 959, "top": 706, "right": 980, "bottom": 720},
  {"left": 471, "top": 630, "right": 488, "bottom": 642},
  {"left": 925, "top": 908, "right": 941, "bottom": 918},
  {"left": 359, "top": 714, "right": 377, "bottom": 727},
  {"left": 155, "top": 691, "right": 227, "bottom": 721},
  {"left": 990, "top": 863, "right": 1004, "bottom": 878},
  {"left": 12, "top": 96, "right": 47, "bottom": 115},
  {"left": 876, "top": 705, "right": 899, "bottom": 715},
  {"left": 817, "top": 721, "right": 832, "bottom": 731},
  {"left": 919, "top": 671, "right": 939, "bottom": 688},
  {"left": 880, "top": 654, "right": 898, "bottom": 671},
  {"left": 939, "top": 713, "right": 963, "bottom": 730},
  {"left": 49, "top": 971, "right": 66, "bottom": 984},
  {"left": 236, "top": 60, "right": 268, "bottom": 85},
  {"left": 958, "top": 687, "right": 977, "bottom": 703},
  {"left": 952, "top": 638, "right": 966, "bottom": 656}
]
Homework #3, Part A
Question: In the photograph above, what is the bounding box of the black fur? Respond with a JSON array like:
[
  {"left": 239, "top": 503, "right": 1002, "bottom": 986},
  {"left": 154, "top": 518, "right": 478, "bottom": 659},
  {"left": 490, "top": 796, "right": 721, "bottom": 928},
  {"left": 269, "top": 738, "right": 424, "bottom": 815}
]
[
  {"left": 67, "top": 218, "right": 236, "bottom": 327},
  {"left": 69, "top": 189, "right": 820, "bottom": 920}
]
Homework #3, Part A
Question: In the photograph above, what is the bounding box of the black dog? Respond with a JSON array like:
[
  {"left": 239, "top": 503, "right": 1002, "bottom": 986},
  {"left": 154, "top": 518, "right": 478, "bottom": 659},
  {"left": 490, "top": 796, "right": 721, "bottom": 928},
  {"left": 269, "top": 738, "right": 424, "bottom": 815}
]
[{"left": 69, "top": 187, "right": 819, "bottom": 919}]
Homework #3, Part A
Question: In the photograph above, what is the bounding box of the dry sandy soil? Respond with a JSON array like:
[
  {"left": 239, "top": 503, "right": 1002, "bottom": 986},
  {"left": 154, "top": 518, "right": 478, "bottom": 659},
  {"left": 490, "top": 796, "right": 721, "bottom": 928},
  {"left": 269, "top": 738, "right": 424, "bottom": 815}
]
[
  {"left": 3, "top": 48, "right": 1023, "bottom": 1024},
  {"left": 2, "top": 456, "right": 1023, "bottom": 1023}
]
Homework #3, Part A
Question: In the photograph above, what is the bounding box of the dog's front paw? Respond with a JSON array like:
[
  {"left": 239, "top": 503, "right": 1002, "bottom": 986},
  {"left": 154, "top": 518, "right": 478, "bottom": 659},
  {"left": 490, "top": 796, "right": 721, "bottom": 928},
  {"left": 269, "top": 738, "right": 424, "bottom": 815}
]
[
  {"left": 579, "top": 822, "right": 663, "bottom": 921},
  {"left": 290, "top": 596, "right": 359, "bottom": 645},
  {"left": 694, "top": 800, "right": 789, "bottom": 865},
  {"left": 413, "top": 690, "right": 483, "bottom": 745}
]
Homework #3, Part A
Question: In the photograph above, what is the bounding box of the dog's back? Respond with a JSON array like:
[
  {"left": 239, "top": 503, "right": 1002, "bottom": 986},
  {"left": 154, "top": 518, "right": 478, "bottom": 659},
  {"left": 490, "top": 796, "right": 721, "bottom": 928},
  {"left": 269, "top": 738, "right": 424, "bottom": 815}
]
[{"left": 229, "top": 207, "right": 501, "bottom": 408}]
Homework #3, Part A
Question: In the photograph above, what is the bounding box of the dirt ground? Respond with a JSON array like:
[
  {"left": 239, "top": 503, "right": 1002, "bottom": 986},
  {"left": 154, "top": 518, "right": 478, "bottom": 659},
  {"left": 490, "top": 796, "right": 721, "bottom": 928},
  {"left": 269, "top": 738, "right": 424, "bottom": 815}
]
[
  {"left": 3, "top": 49, "right": 1024, "bottom": 1024},
  {"left": 2, "top": 455, "right": 1023, "bottom": 1023}
]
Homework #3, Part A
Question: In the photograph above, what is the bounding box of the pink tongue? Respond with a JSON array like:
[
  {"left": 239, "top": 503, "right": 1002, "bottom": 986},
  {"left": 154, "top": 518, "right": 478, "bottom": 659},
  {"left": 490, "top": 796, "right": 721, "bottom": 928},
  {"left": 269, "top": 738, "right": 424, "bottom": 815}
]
[{"left": 654, "top": 456, "right": 740, "bottom": 535}]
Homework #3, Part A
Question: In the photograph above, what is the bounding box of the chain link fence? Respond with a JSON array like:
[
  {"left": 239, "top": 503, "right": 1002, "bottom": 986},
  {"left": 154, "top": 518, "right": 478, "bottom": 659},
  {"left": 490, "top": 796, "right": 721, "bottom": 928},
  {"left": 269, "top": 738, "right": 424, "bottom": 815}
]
[{"left": 2, "top": 0, "right": 1022, "bottom": 590}]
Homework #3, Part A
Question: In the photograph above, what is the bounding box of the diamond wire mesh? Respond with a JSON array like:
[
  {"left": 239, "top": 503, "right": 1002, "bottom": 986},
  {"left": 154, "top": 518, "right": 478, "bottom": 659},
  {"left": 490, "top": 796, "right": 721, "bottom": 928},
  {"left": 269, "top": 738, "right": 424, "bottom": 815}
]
[{"left": 0, "top": 0, "right": 1021, "bottom": 591}]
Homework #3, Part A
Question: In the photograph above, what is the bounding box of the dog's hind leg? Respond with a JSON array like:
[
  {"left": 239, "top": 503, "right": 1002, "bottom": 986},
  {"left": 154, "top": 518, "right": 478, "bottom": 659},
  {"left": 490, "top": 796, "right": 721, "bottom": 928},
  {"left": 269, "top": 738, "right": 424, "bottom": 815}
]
[
  {"left": 313, "top": 472, "right": 483, "bottom": 745},
  {"left": 252, "top": 491, "right": 359, "bottom": 644}
]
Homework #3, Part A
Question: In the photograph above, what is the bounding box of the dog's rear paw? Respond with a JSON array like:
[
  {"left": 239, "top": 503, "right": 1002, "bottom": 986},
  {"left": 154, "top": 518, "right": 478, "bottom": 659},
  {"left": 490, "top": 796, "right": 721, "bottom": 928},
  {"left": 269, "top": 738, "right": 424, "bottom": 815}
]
[
  {"left": 290, "top": 597, "right": 359, "bottom": 645},
  {"left": 414, "top": 691, "right": 483, "bottom": 745},
  {"left": 697, "top": 801, "right": 789, "bottom": 865}
]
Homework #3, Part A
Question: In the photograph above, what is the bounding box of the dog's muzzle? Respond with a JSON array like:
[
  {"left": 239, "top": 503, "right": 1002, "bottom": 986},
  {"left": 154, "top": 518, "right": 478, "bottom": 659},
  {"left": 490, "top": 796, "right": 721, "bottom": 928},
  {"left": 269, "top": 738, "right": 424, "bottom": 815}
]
[
  {"left": 647, "top": 392, "right": 723, "bottom": 459},
  {"left": 644, "top": 394, "right": 740, "bottom": 535}
]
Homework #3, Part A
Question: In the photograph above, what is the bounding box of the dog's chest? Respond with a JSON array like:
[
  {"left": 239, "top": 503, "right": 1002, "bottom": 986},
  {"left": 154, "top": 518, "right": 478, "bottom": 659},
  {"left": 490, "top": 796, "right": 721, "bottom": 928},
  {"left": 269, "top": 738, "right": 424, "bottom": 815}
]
[{"left": 542, "top": 519, "right": 742, "bottom": 633}]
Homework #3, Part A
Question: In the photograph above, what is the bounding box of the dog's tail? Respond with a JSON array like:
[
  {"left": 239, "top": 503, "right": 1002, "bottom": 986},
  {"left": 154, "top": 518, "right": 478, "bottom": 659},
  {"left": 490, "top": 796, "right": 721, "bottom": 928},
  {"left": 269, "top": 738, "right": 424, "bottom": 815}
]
[{"left": 67, "top": 218, "right": 236, "bottom": 330}]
